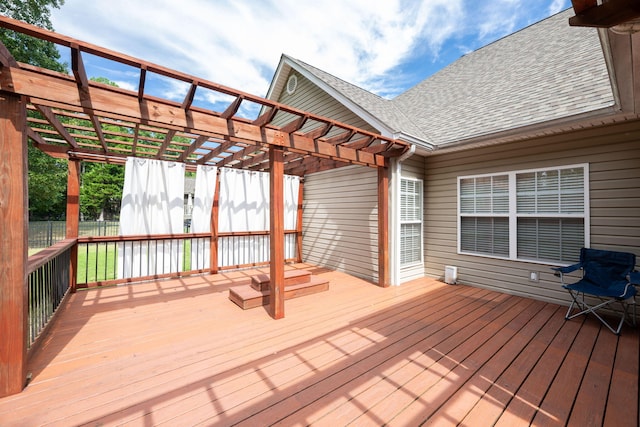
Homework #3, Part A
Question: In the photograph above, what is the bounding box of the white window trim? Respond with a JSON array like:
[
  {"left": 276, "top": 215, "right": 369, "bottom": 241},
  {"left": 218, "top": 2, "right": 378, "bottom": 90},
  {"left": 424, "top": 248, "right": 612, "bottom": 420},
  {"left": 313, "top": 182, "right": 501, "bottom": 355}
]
[
  {"left": 400, "top": 177, "right": 423, "bottom": 267},
  {"left": 457, "top": 163, "right": 590, "bottom": 265}
]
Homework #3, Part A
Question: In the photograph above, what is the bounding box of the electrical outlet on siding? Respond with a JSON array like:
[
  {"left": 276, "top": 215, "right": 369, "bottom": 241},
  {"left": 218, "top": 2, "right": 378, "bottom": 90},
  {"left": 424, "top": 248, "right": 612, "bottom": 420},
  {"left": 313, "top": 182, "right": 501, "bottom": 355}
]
[{"left": 528, "top": 271, "right": 540, "bottom": 282}]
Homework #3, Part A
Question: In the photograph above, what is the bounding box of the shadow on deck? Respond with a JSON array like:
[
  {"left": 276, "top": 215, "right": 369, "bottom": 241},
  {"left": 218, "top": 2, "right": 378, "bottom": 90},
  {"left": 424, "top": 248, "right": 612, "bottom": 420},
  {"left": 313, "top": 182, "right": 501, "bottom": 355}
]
[{"left": 0, "top": 264, "right": 637, "bottom": 426}]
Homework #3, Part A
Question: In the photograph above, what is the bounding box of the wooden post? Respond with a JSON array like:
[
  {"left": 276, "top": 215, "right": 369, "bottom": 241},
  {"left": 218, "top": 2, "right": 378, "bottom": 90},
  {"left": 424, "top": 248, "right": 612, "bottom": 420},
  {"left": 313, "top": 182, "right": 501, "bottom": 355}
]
[
  {"left": 66, "top": 159, "right": 81, "bottom": 293},
  {"left": 210, "top": 172, "right": 220, "bottom": 274},
  {"left": 378, "top": 164, "right": 390, "bottom": 287},
  {"left": 269, "top": 145, "right": 285, "bottom": 319},
  {"left": 0, "top": 93, "right": 29, "bottom": 397},
  {"left": 295, "top": 180, "right": 304, "bottom": 263}
]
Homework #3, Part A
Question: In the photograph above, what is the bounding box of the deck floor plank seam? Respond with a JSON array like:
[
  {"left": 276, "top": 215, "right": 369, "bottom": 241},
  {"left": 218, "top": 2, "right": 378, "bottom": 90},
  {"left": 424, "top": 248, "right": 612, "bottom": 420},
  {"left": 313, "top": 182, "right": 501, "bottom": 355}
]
[{"left": 0, "top": 265, "right": 636, "bottom": 427}]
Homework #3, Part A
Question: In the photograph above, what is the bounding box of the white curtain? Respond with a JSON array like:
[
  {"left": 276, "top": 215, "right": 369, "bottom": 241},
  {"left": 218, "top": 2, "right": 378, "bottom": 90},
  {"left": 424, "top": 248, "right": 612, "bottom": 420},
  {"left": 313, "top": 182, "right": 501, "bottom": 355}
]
[
  {"left": 118, "top": 158, "right": 185, "bottom": 278},
  {"left": 218, "top": 168, "right": 269, "bottom": 265},
  {"left": 217, "top": 168, "right": 300, "bottom": 266},
  {"left": 219, "top": 168, "right": 269, "bottom": 233},
  {"left": 190, "top": 165, "right": 217, "bottom": 269},
  {"left": 284, "top": 175, "right": 300, "bottom": 259}
]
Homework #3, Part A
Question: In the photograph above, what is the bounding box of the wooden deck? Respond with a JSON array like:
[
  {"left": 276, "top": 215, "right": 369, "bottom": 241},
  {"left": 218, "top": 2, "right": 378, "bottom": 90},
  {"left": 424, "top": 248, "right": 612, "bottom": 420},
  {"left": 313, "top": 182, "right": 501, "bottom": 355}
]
[{"left": 0, "top": 264, "right": 638, "bottom": 426}]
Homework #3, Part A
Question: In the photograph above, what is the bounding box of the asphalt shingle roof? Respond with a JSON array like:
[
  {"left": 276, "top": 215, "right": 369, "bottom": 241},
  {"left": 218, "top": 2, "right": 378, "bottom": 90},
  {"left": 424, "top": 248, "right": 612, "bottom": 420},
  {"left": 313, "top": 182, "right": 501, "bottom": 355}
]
[
  {"left": 282, "top": 9, "right": 615, "bottom": 147},
  {"left": 393, "top": 9, "right": 614, "bottom": 145}
]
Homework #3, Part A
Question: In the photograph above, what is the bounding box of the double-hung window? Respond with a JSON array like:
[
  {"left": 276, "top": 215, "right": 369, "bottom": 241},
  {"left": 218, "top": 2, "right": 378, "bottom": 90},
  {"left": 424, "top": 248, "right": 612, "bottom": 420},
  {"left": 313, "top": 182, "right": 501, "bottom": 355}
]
[
  {"left": 400, "top": 178, "right": 423, "bottom": 266},
  {"left": 458, "top": 164, "right": 589, "bottom": 264}
]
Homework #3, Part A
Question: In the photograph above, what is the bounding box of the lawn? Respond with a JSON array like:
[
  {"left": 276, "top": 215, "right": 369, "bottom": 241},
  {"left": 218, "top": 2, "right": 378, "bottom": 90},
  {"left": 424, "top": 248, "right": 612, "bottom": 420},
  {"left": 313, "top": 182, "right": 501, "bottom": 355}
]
[{"left": 77, "top": 240, "right": 193, "bottom": 284}]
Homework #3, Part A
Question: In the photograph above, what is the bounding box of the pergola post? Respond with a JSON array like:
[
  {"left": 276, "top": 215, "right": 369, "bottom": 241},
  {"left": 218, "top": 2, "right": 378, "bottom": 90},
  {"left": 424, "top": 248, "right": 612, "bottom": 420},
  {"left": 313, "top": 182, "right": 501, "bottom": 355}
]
[
  {"left": 210, "top": 174, "right": 220, "bottom": 274},
  {"left": 378, "top": 163, "right": 390, "bottom": 287},
  {"left": 269, "top": 145, "right": 285, "bottom": 319},
  {"left": 66, "top": 159, "right": 81, "bottom": 293},
  {"left": 0, "top": 93, "right": 29, "bottom": 397}
]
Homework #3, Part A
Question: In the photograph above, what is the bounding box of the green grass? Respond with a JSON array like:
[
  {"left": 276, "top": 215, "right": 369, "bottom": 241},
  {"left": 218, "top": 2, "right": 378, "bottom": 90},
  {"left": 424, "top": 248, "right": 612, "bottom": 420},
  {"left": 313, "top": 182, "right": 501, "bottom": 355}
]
[
  {"left": 77, "top": 240, "right": 193, "bottom": 284},
  {"left": 77, "top": 243, "right": 118, "bottom": 283}
]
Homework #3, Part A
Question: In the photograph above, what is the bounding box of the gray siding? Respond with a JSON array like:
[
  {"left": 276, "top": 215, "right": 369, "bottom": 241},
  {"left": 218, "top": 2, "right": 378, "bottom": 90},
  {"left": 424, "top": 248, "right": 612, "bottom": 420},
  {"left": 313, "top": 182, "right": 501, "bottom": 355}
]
[
  {"left": 400, "top": 155, "right": 424, "bottom": 179},
  {"left": 302, "top": 165, "right": 379, "bottom": 282},
  {"left": 273, "top": 70, "right": 382, "bottom": 282},
  {"left": 273, "top": 71, "right": 378, "bottom": 134},
  {"left": 424, "top": 120, "right": 640, "bottom": 306}
]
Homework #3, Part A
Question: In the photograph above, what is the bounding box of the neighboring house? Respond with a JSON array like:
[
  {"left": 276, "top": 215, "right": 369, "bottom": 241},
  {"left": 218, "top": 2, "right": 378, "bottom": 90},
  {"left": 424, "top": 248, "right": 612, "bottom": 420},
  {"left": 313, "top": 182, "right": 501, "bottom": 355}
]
[
  {"left": 184, "top": 176, "right": 196, "bottom": 228},
  {"left": 265, "top": 9, "right": 640, "bottom": 307}
]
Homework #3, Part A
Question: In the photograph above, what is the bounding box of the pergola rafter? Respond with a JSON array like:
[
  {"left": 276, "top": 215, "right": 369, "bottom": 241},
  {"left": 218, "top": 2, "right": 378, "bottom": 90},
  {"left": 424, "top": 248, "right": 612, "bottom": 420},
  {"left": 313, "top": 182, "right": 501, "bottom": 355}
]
[{"left": 0, "top": 16, "right": 408, "bottom": 175}]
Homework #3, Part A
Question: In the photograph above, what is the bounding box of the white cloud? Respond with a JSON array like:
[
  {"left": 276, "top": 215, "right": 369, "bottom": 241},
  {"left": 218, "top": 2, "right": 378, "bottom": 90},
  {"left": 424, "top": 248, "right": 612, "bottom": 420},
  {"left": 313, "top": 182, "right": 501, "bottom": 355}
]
[
  {"left": 50, "top": 0, "right": 466, "bottom": 98},
  {"left": 49, "top": 0, "right": 564, "bottom": 102},
  {"left": 549, "top": 0, "right": 569, "bottom": 15}
]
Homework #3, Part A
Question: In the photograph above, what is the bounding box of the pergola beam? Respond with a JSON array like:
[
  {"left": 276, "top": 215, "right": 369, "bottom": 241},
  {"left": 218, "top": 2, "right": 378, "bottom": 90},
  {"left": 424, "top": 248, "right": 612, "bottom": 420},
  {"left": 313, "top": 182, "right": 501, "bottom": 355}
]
[
  {"left": 215, "top": 145, "right": 262, "bottom": 168},
  {"left": 1, "top": 65, "right": 397, "bottom": 168},
  {"left": 178, "top": 134, "right": 209, "bottom": 162},
  {"left": 155, "top": 129, "right": 177, "bottom": 159},
  {"left": 196, "top": 138, "right": 238, "bottom": 164},
  {"left": 0, "top": 41, "right": 18, "bottom": 67},
  {"left": 71, "top": 47, "right": 108, "bottom": 152},
  {"left": 34, "top": 105, "right": 80, "bottom": 149},
  {"left": 221, "top": 96, "right": 243, "bottom": 119},
  {"left": 182, "top": 81, "right": 198, "bottom": 110},
  {"left": 234, "top": 150, "right": 268, "bottom": 170},
  {"left": 569, "top": 0, "right": 640, "bottom": 28}
]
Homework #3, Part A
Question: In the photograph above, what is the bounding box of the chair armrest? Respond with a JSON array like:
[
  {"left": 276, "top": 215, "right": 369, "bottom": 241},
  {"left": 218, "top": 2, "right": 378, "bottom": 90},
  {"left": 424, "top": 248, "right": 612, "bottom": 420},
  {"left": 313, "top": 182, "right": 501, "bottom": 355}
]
[
  {"left": 551, "top": 263, "right": 582, "bottom": 277},
  {"left": 628, "top": 271, "right": 640, "bottom": 285}
]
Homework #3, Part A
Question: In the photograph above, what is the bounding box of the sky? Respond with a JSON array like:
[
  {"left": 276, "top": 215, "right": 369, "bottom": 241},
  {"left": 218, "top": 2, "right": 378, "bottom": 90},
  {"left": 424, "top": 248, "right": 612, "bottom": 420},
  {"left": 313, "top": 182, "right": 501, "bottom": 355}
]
[{"left": 49, "top": 0, "right": 571, "bottom": 116}]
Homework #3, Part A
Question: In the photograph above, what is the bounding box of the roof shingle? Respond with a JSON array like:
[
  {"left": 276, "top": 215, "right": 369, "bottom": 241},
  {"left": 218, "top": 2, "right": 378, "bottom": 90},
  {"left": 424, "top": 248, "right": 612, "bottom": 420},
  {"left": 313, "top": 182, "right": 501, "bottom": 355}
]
[{"left": 280, "top": 9, "right": 615, "bottom": 148}]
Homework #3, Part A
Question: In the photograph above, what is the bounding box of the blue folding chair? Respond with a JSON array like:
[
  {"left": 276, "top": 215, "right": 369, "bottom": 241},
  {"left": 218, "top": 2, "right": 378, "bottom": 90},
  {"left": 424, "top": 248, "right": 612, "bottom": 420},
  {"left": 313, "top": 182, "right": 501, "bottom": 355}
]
[{"left": 552, "top": 248, "right": 639, "bottom": 334}]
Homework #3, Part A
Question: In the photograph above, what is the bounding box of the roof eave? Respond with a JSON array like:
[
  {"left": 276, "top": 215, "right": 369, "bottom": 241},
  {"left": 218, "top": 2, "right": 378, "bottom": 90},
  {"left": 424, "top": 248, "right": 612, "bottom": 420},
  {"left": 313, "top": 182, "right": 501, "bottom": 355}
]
[{"left": 427, "top": 105, "right": 633, "bottom": 155}]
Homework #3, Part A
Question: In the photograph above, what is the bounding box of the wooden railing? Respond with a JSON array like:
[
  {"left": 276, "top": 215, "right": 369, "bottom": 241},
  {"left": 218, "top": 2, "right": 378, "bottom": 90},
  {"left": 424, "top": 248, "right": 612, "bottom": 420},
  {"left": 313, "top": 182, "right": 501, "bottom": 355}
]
[
  {"left": 26, "top": 239, "right": 75, "bottom": 351},
  {"left": 77, "top": 230, "right": 300, "bottom": 288},
  {"left": 21, "top": 231, "right": 299, "bottom": 350}
]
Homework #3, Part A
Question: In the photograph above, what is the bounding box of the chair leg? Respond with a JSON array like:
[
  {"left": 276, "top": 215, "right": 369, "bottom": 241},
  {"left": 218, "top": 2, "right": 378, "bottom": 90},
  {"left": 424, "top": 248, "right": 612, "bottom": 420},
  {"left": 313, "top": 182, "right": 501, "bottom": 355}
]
[{"left": 565, "top": 290, "right": 627, "bottom": 335}]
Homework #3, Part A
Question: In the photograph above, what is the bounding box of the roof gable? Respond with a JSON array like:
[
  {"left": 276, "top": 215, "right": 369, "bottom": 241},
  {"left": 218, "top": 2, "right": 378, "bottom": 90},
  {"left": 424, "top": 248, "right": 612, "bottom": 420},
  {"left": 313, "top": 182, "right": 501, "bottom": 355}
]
[{"left": 268, "top": 55, "right": 430, "bottom": 145}]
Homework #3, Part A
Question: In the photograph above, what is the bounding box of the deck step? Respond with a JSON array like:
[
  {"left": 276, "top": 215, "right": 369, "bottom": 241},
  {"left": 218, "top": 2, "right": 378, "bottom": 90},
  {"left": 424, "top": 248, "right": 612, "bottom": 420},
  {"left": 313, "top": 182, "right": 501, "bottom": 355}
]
[
  {"left": 229, "top": 276, "right": 329, "bottom": 310},
  {"left": 250, "top": 269, "right": 312, "bottom": 291}
]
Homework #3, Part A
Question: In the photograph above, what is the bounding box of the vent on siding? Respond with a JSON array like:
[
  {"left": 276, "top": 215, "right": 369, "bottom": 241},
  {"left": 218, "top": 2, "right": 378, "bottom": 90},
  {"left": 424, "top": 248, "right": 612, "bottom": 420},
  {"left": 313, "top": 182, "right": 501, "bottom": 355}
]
[{"left": 286, "top": 74, "right": 298, "bottom": 95}]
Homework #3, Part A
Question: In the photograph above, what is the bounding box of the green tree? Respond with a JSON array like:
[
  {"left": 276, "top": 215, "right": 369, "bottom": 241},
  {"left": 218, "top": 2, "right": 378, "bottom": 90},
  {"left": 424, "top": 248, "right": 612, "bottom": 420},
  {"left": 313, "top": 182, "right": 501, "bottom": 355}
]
[
  {"left": 1, "top": 0, "right": 68, "bottom": 219},
  {"left": 0, "top": 0, "right": 66, "bottom": 72},
  {"left": 77, "top": 77, "right": 126, "bottom": 220},
  {"left": 80, "top": 163, "right": 124, "bottom": 220},
  {"left": 27, "top": 147, "right": 68, "bottom": 219}
]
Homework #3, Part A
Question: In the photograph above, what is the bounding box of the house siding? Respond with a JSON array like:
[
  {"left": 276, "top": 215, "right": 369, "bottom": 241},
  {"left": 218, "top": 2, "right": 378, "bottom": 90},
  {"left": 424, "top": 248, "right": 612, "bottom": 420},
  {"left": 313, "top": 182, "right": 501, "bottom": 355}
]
[
  {"left": 273, "top": 71, "right": 378, "bottom": 133},
  {"left": 302, "top": 165, "right": 379, "bottom": 282},
  {"left": 272, "top": 70, "right": 384, "bottom": 283},
  {"left": 423, "top": 120, "right": 640, "bottom": 305}
]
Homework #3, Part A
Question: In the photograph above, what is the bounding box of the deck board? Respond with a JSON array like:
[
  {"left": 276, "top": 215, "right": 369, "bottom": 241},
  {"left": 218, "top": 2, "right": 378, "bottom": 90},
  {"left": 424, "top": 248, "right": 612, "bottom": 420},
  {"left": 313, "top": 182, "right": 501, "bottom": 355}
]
[{"left": 0, "top": 264, "right": 637, "bottom": 426}]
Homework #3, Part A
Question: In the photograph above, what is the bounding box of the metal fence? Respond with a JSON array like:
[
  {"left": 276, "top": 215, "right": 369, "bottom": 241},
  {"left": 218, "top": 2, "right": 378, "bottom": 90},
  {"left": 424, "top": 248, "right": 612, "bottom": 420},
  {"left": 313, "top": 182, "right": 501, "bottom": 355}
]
[
  {"left": 28, "top": 221, "right": 120, "bottom": 249},
  {"left": 27, "top": 240, "right": 73, "bottom": 349}
]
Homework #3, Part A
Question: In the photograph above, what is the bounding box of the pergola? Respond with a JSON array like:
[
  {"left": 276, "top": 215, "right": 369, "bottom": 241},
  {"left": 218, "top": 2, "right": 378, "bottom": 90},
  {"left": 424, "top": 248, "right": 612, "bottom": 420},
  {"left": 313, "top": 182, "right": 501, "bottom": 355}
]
[{"left": 0, "top": 16, "right": 409, "bottom": 397}]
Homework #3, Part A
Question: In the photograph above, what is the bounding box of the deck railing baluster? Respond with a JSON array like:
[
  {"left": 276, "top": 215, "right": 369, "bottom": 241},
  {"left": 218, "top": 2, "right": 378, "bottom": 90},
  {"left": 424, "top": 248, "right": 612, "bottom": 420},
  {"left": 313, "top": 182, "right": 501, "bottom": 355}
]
[
  {"left": 27, "top": 239, "right": 73, "bottom": 350},
  {"left": 71, "top": 230, "right": 299, "bottom": 287}
]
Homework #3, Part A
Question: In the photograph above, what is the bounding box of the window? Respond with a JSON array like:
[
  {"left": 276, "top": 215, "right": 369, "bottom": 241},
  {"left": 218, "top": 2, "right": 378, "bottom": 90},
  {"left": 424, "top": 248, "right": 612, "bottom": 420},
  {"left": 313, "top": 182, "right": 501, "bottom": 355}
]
[
  {"left": 458, "top": 164, "right": 589, "bottom": 264},
  {"left": 400, "top": 178, "right": 423, "bottom": 265}
]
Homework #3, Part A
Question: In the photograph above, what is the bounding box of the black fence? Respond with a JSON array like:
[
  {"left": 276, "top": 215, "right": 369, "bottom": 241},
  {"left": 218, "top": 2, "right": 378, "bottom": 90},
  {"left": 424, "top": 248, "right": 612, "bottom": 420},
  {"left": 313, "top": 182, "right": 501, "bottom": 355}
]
[
  {"left": 28, "top": 240, "right": 73, "bottom": 348},
  {"left": 28, "top": 221, "right": 120, "bottom": 250}
]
